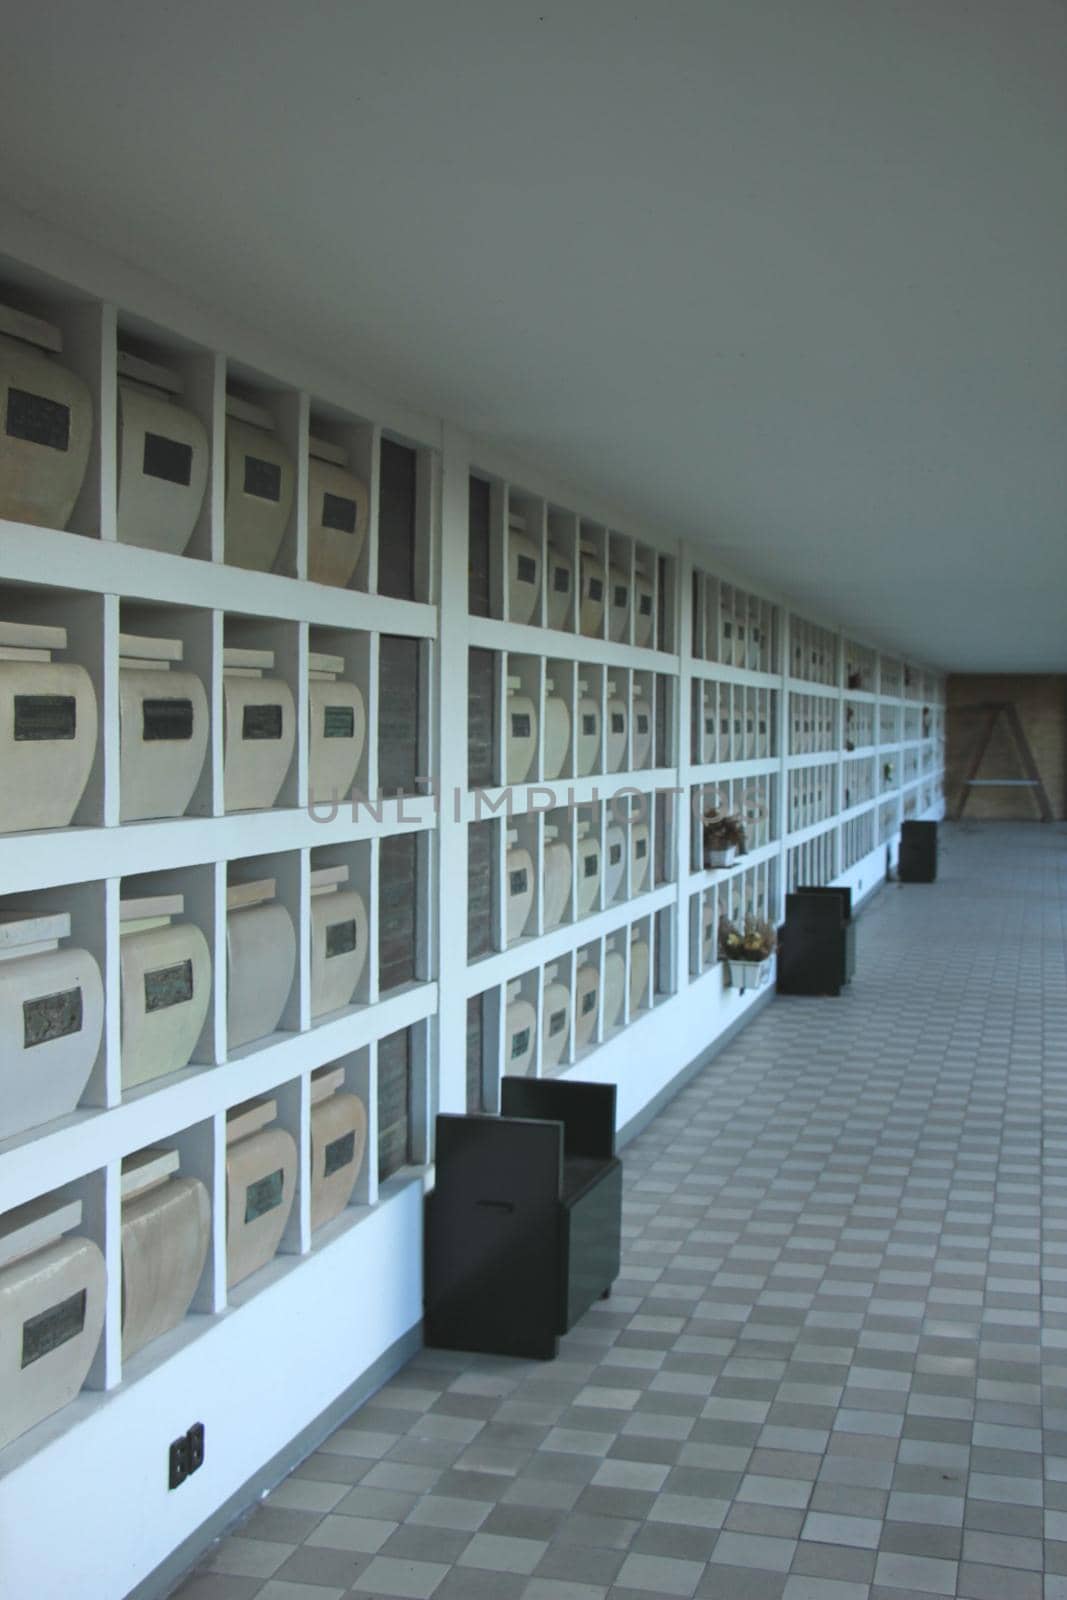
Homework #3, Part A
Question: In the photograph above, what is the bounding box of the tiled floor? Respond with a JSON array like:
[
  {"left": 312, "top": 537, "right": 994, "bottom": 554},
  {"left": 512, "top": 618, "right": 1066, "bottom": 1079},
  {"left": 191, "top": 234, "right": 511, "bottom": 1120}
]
[{"left": 174, "top": 821, "right": 1067, "bottom": 1600}]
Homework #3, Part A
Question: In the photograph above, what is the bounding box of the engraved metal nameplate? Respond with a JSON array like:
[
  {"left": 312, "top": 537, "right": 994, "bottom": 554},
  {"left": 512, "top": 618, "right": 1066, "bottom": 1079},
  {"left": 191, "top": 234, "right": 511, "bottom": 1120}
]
[
  {"left": 611, "top": 712, "right": 624, "bottom": 733},
  {"left": 143, "top": 431, "right": 193, "bottom": 486},
  {"left": 23, "top": 985, "right": 83, "bottom": 1049},
  {"left": 614, "top": 585, "right": 627, "bottom": 607},
  {"left": 321, "top": 491, "right": 357, "bottom": 533},
  {"left": 588, "top": 577, "right": 603, "bottom": 601},
  {"left": 21, "top": 1289, "right": 86, "bottom": 1368},
  {"left": 550, "top": 1009, "right": 566, "bottom": 1035},
  {"left": 242, "top": 703, "right": 283, "bottom": 740},
  {"left": 14, "top": 694, "right": 76, "bottom": 742},
  {"left": 6, "top": 388, "right": 70, "bottom": 451},
  {"left": 516, "top": 554, "right": 536, "bottom": 584},
  {"left": 582, "top": 989, "right": 596, "bottom": 1014},
  {"left": 326, "top": 919, "right": 357, "bottom": 959},
  {"left": 142, "top": 698, "right": 194, "bottom": 742},
  {"left": 553, "top": 566, "right": 570, "bottom": 592},
  {"left": 636, "top": 838, "right": 647, "bottom": 858},
  {"left": 640, "top": 593, "right": 652, "bottom": 615},
  {"left": 244, "top": 1168, "right": 284, "bottom": 1223},
  {"left": 638, "top": 715, "right": 649, "bottom": 733},
  {"left": 582, "top": 714, "right": 596, "bottom": 735},
  {"left": 511, "top": 1027, "right": 530, "bottom": 1058},
  {"left": 583, "top": 856, "right": 597, "bottom": 878},
  {"left": 144, "top": 958, "right": 194, "bottom": 1013},
  {"left": 324, "top": 1129, "right": 356, "bottom": 1178},
  {"left": 509, "top": 868, "right": 528, "bottom": 896},
  {"left": 243, "top": 454, "right": 282, "bottom": 501},
  {"left": 705, "top": 717, "right": 714, "bottom": 734},
  {"left": 610, "top": 844, "right": 622, "bottom": 865},
  {"left": 511, "top": 713, "right": 531, "bottom": 738},
  {"left": 323, "top": 705, "right": 355, "bottom": 739}
]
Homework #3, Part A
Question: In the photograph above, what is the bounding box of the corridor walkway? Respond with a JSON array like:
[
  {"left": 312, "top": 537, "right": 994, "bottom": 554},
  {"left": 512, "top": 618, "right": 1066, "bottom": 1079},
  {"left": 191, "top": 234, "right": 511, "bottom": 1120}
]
[{"left": 177, "top": 822, "right": 1067, "bottom": 1600}]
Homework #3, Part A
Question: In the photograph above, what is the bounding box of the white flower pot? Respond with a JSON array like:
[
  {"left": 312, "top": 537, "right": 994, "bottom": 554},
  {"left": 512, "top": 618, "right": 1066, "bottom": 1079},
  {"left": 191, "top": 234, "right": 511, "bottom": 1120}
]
[
  {"left": 705, "top": 844, "right": 737, "bottom": 869},
  {"left": 727, "top": 954, "right": 774, "bottom": 993}
]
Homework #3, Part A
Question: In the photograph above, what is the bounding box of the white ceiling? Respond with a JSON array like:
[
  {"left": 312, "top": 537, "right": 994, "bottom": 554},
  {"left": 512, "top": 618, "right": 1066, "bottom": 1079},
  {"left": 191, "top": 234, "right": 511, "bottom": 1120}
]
[{"left": 1, "top": 0, "right": 1064, "bottom": 670}]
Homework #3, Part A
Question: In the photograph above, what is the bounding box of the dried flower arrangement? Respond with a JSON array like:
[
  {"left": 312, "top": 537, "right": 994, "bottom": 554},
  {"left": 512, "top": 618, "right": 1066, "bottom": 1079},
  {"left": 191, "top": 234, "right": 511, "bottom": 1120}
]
[
  {"left": 702, "top": 809, "right": 746, "bottom": 856},
  {"left": 718, "top": 915, "right": 777, "bottom": 963}
]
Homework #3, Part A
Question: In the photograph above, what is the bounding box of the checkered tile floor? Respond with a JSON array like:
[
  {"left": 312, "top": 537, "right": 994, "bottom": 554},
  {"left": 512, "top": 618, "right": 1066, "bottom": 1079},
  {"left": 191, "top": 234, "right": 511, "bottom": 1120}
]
[{"left": 173, "top": 821, "right": 1067, "bottom": 1600}]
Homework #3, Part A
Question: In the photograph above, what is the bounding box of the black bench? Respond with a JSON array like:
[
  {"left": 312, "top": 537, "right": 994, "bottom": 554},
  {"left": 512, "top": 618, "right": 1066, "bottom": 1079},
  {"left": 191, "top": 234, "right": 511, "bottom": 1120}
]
[{"left": 424, "top": 1079, "right": 622, "bottom": 1360}]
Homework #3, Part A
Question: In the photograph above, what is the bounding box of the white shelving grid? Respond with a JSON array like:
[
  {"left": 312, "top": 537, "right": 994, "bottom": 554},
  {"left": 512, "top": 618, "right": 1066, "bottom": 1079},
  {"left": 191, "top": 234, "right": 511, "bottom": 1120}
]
[{"left": 0, "top": 227, "right": 945, "bottom": 1600}]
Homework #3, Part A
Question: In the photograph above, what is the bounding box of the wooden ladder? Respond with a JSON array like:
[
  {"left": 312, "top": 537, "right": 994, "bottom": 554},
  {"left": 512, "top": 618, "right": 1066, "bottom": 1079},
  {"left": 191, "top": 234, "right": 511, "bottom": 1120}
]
[{"left": 950, "top": 701, "right": 1053, "bottom": 821}]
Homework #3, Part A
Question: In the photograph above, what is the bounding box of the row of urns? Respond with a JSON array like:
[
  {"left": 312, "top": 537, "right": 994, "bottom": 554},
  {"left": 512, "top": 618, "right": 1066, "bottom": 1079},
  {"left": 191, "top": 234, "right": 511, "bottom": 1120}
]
[
  {"left": 504, "top": 676, "right": 652, "bottom": 785},
  {"left": 0, "top": 630, "right": 365, "bottom": 835},
  {"left": 0, "top": 1078, "right": 365, "bottom": 1453},
  {"left": 503, "top": 930, "right": 651, "bottom": 1078},
  {"left": 0, "top": 876, "right": 367, "bottom": 1146},
  {"left": 504, "top": 512, "right": 656, "bottom": 646},
  {"left": 0, "top": 325, "right": 368, "bottom": 584},
  {"left": 504, "top": 815, "right": 651, "bottom": 945}
]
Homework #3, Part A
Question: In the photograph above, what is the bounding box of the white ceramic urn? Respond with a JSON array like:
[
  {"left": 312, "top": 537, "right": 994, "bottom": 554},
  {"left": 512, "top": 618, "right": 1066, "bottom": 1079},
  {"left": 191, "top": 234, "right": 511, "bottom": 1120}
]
[
  {"left": 310, "top": 1066, "right": 368, "bottom": 1232},
  {"left": 545, "top": 543, "right": 573, "bottom": 629},
  {"left": 629, "top": 931, "right": 650, "bottom": 1012},
  {"left": 608, "top": 565, "right": 631, "bottom": 642},
  {"left": 225, "top": 1097, "right": 298, "bottom": 1290},
  {"left": 0, "top": 621, "right": 97, "bottom": 835},
  {"left": 630, "top": 818, "right": 651, "bottom": 893},
  {"left": 120, "top": 1146, "right": 210, "bottom": 1360},
  {"left": 633, "top": 566, "right": 654, "bottom": 648},
  {"left": 308, "top": 650, "right": 365, "bottom": 805},
  {"left": 0, "top": 310, "right": 92, "bottom": 530},
  {"left": 119, "top": 894, "right": 212, "bottom": 1091},
  {"left": 576, "top": 823, "right": 601, "bottom": 917},
  {"left": 505, "top": 675, "right": 537, "bottom": 784},
  {"left": 310, "top": 865, "right": 369, "bottom": 1019},
  {"left": 0, "top": 910, "right": 104, "bottom": 1142},
  {"left": 576, "top": 678, "right": 601, "bottom": 776},
  {"left": 603, "top": 822, "right": 626, "bottom": 903},
  {"left": 543, "top": 678, "right": 570, "bottom": 780},
  {"left": 226, "top": 878, "right": 297, "bottom": 1051},
  {"left": 573, "top": 961, "right": 600, "bottom": 1049},
  {"left": 116, "top": 354, "right": 208, "bottom": 555},
  {"left": 223, "top": 400, "right": 295, "bottom": 572},
  {"left": 507, "top": 512, "right": 541, "bottom": 625},
  {"left": 578, "top": 542, "right": 605, "bottom": 637},
  {"left": 542, "top": 826, "right": 571, "bottom": 930},
  {"left": 632, "top": 689, "right": 652, "bottom": 768},
  {"left": 119, "top": 633, "right": 209, "bottom": 823},
  {"left": 605, "top": 680, "right": 628, "bottom": 772},
  {"left": 222, "top": 646, "right": 296, "bottom": 812},
  {"left": 602, "top": 948, "right": 626, "bottom": 1029},
  {"left": 0, "top": 1195, "right": 105, "bottom": 1451},
  {"left": 504, "top": 979, "right": 536, "bottom": 1077},
  {"left": 505, "top": 830, "right": 534, "bottom": 943},
  {"left": 307, "top": 437, "right": 368, "bottom": 588},
  {"left": 541, "top": 964, "right": 571, "bottom": 1071}
]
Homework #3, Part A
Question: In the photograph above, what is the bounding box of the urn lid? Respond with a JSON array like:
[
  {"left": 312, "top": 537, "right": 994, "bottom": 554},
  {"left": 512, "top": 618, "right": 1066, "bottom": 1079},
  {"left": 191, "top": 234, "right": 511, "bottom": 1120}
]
[
  {"left": 308, "top": 434, "right": 348, "bottom": 466},
  {"left": 121, "top": 1145, "right": 180, "bottom": 1199},
  {"left": 119, "top": 633, "right": 183, "bottom": 668},
  {"left": 226, "top": 1096, "right": 278, "bottom": 1144},
  {"left": 0, "top": 909, "right": 71, "bottom": 957},
  {"left": 120, "top": 893, "right": 183, "bottom": 933},
  {"left": 310, "top": 864, "right": 349, "bottom": 897},
  {"left": 507, "top": 510, "right": 527, "bottom": 534},
  {"left": 225, "top": 392, "right": 275, "bottom": 430},
  {"left": 309, "top": 651, "right": 345, "bottom": 676},
  {"left": 0, "top": 1194, "right": 82, "bottom": 1270},
  {"left": 117, "top": 348, "right": 183, "bottom": 395},
  {"left": 226, "top": 877, "right": 277, "bottom": 911},
  {"left": 0, "top": 619, "right": 67, "bottom": 662},
  {"left": 223, "top": 645, "right": 275, "bottom": 672},
  {"left": 0, "top": 300, "right": 62, "bottom": 353},
  {"left": 310, "top": 1065, "right": 345, "bottom": 1105},
  {"left": 506, "top": 979, "right": 523, "bottom": 1003}
]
